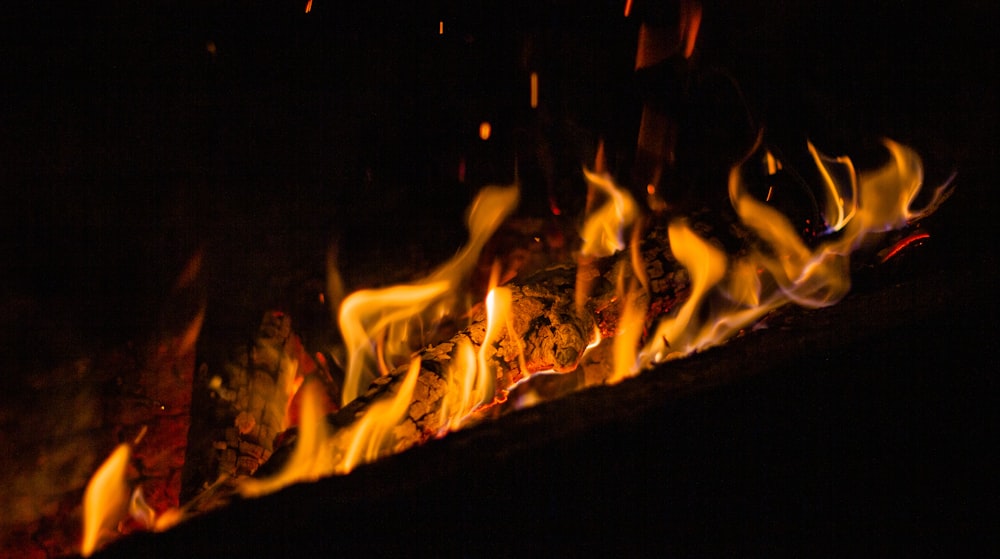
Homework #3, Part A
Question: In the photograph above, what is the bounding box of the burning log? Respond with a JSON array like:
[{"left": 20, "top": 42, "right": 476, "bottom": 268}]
[
  {"left": 260, "top": 218, "right": 691, "bottom": 476},
  {"left": 199, "top": 311, "right": 337, "bottom": 484},
  {"left": 257, "top": 135, "right": 948, "bottom": 484}
]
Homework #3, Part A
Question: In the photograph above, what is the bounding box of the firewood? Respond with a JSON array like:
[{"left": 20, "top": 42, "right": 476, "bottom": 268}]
[
  {"left": 264, "top": 218, "right": 691, "bottom": 471},
  {"left": 206, "top": 311, "right": 334, "bottom": 480}
]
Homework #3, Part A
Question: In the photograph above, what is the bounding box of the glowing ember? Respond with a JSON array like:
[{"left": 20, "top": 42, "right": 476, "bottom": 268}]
[{"left": 530, "top": 72, "right": 539, "bottom": 109}]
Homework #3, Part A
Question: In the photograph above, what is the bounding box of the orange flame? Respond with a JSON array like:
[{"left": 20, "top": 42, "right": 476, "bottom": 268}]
[
  {"left": 640, "top": 220, "right": 728, "bottom": 363},
  {"left": 808, "top": 141, "right": 858, "bottom": 233},
  {"left": 241, "top": 358, "right": 422, "bottom": 497},
  {"left": 81, "top": 445, "right": 130, "bottom": 556},
  {"left": 338, "top": 185, "right": 519, "bottom": 405},
  {"left": 639, "top": 137, "right": 950, "bottom": 367},
  {"left": 680, "top": 1, "right": 702, "bottom": 59},
  {"left": 609, "top": 261, "right": 647, "bottom": 384},
  {"left": 576, "top": 166, "right": 639, "bottom": 315},
  {"left": 438, "top": 284, "right": 511, "bottom": 432},
  {"left": 579, "top": 168, "right": 638, "bottom": 258}
]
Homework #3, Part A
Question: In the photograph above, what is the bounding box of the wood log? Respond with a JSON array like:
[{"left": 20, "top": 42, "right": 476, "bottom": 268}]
[
  {"left": 261, "top": 218, "right": 692, "bottom": 474},
  {"left": 204, "top": 311, "right": 336, "bottom": 481}
]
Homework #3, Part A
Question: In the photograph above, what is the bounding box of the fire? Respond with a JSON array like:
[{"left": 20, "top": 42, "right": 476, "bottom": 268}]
[
  {"left": 47, "top": 4, "right": 955, "bottom": 556},
  {"left": 248, "top": 136, "right": 943, "bottom": 508},
  {"left": 640, "top": 220, "right": 728, "bottom": 363},
  {"left": 808, "top": 140, "right": 858, "bottom": 234},
  {"left": 77, "top": 134, "right": 947, "bottom": 551},
  {"left": 438, "top": 282, "right": 513, "bottom": 432},
  {"left": 609, "top": 261, "right": 647, "bottom": 384},
  {"left": 337, "top": 185, "right": 519, "bottom": 405},
  {"left": 241, "top": 356, "right": 423, "bottom": 497},
  {"left": 639, "top": 137, "right": 951, "bottom": 366},
  {"left": 576, "top": 165, "right": 640, "bottom": 314},
  {"left": 81, "top": 445, "right": 130, "bottom": 556},
  {"left": 579, "top": 168, "right": 638, "bottom": 259}
]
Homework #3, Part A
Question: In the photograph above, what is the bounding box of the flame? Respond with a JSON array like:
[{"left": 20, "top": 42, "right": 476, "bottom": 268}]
[
  {"left": 338, "top": 358, "right": 421, "bottom": 472},
  {"left": 241, "top": 358, "right": 422, "bottom": 497},
  {"left": 808, "top": 141, "right": 858, "bottom": 233},
  {"left": 240, "top": 379, "right": 333, "bottom": 497},
  {"left": 76, "top": 130, "right": 948, "bottom": 547},
  {"left": 609, "top": 261, "right": 647, "bottom": 384},
  {"left": 576, "top": 166, "right": 639, "bottom": 315},
  {"left": 639, "top": 137, "right": 950, "bottom": 366},
  {"left": 680, "top": 1, "right": 703, "bottom": 59},
  {"left": 81, "top": 444, "right": 130, "bottom": 556},
  {"left": 438, "top": 284, "right": 512, "bottom": 432},
  {"left": 278, "top": 357, "right": 305, "bottom": 431},
  {"left": 640, "top": 220, "right": 728, "bottom": 363},
  {"left": 338, "top": 185, "right": 519, "bottom": 405},
  {"left": 579, "top": 168, "right": 638, "bottom": 258}
]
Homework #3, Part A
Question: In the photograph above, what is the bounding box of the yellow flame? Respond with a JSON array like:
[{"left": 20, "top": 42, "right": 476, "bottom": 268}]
[
  {"left": 609, "top": 262, "right": 647, "bottom": 384},
  {"left": 436, "top": 262, "right": 511, "bottom": 431},
  {"left": 278, "top": 357, "right": 304, "bottom": 432},
  {"left": 242, "top": 358, "right": 423, "bottom": 497},
  {"left": 807, "top": 140, "right": 858, "bottom": 233},
  {"left": 338, "top": 185, "right": 519, "bottom": 405},
  {"left": 853, "top": 139, "right": 947, "bottom": 233},
  {"left": 641, "top": 221, "right": 727, "bottom": 364},
  {"left": 438, "top": 285, "right": 511, "bottom": 431},
  {"left": 339, "top": 357, "right": 421, "bottom": 473},
  {"left": 640, "top": 138, "right": 946, "bottom": 366},
  {"left": 240, "top": 379, "right": 333, "bottom": 497},
  {"left": 579, "top": 169, "right": 638, "bottom": 258},
  {"left": 81, "top": 444, "right": 130, "bottom": 556},
  {"left": 438, "top": 338, "right": 479, "bottom": 432}
]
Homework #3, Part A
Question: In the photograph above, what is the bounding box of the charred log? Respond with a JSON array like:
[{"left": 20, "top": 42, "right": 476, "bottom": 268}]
[{"left": 260, "top": 219, "right": 691, "bottom": 476}]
